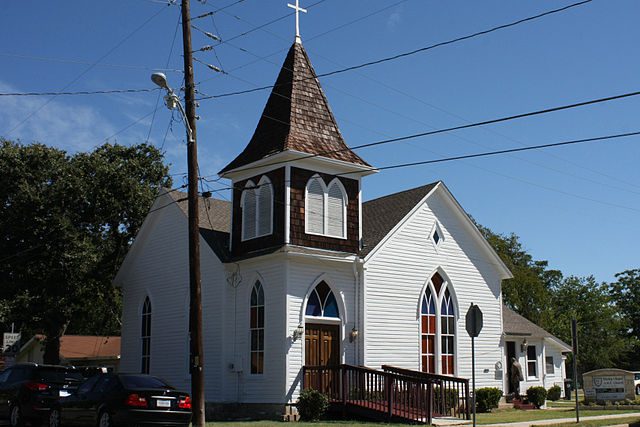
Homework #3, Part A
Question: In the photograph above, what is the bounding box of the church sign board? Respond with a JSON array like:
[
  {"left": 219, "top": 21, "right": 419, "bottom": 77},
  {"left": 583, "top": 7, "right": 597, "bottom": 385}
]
[{"left": 582, "top": 369, "right": 635, "bottom": 402}]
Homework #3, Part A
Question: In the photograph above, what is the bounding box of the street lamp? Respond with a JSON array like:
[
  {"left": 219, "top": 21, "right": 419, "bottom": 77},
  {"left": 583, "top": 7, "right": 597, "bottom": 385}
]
[
  {"left": 151, "top": 70, "right": 204, "bottom": 424},
  {"left": 151, "top": 72, "right": 193, "bottom": 144}
]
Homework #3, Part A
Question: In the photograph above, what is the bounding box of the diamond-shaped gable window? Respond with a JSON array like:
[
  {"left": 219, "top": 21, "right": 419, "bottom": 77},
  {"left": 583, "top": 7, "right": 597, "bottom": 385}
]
[{"left": 431, "top": 223, "right": 444, "bottom": 248}]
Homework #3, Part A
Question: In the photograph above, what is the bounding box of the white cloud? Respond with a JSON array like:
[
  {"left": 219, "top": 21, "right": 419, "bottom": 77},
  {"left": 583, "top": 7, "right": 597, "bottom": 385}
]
[
  {"left": 387, "top": 10, "right": 402, "bottom": 31},
  {"left": 0, "top": 81, "right": 119, "bottom": 152}
]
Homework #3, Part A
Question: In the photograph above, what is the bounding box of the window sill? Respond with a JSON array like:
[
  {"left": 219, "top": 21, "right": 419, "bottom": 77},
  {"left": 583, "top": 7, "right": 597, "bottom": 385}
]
[
  {"left": 304, "top": 230, "right": 347, "bottom": 240},
  {"left": 241, "top": 231, "right": 273, "bottom": 242}
]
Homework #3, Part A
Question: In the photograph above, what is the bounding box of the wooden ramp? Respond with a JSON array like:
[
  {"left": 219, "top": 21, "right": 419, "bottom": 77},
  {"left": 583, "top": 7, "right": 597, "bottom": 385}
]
[{"left": 303, "top": 364, "right": 471, "bottom": 424}]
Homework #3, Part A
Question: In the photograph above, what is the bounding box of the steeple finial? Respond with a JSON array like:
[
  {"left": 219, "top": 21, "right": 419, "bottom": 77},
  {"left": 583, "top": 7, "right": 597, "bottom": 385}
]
[{"left": 287, "top": 0, "right": 307, "bottom": 43}]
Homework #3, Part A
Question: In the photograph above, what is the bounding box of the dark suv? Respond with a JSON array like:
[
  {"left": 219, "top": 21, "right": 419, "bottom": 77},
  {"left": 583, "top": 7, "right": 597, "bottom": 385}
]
[{"left": 0, "top": 363, "right": 84, "bottom": 427}]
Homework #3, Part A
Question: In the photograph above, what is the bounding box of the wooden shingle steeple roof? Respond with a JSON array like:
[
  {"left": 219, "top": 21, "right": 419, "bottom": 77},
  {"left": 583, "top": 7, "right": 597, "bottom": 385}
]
[{"left": 219, "top": 41, "right": 371, "bottom": 174}]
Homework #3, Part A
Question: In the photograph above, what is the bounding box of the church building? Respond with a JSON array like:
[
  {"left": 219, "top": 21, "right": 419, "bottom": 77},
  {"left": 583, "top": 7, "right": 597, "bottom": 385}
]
[{"left": 114, "top": 15, "right": 570, "bottom": 418}]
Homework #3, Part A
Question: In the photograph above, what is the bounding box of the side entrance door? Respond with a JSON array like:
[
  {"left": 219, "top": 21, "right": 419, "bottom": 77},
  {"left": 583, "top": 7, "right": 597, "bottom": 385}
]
[
  {"left": 506, "top": 341, "right": 516, "bottom": 394},
  {"left": 304, "top": 323, "right": 340, "bottom": 396}
]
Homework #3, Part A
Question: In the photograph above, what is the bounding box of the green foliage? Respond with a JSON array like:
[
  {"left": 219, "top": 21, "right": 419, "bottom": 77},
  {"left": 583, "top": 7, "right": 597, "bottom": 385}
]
[
  {"left": 0, "top": 140, "right": 170, "bottom": 363},
  {"left": 610, "top": 269, "right": 640, "bottom": 370},
  {"left": 475, "top": 387, "right": 502, "bottom": 413},
  {"left": 526, "top": 386, "right": 547, "bottom": 408},
  {"left": 297, "top": 389, "right": 329, "bottom": 421},
  {"left": 547, "top": 385, "right": 562, "bottom": 401}
]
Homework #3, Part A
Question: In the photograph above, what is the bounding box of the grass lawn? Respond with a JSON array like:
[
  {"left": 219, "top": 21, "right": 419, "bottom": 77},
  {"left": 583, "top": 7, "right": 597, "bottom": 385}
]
[
  {"left": 205, "top": 422, "right": 409, "bottom": 426},
  {"left": 543, "top": 416, "right": 640, "bottom": 426},
  {"left": 476, "top": 408, "right": 639, "bottom": 425}
]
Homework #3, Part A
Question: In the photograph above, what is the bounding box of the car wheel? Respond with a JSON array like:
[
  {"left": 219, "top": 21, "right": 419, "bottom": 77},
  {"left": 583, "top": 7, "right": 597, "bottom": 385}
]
[
  {"left": 98, "top": 411, "right": 112, "bottom": 427},
  {"left": 10, "top": 405, "right": 24, "bottom": 427},
  {"left": 49, "top": 409, "right": 61, "bottom": 427}
]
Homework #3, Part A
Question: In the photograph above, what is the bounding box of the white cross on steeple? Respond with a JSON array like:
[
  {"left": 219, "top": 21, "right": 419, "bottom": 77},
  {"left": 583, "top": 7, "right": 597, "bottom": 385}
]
[{"left": 287, "top": 0, "right": 307, "bottom": 43}]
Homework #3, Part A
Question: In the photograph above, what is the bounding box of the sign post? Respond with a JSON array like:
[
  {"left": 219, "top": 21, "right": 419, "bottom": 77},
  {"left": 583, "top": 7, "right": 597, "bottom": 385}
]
[
  {"left": 571, "top": 319, "right": 579, "bottom": 423},
  {"left": 466, "top": 303, "right": 483, "bottom": 427}
]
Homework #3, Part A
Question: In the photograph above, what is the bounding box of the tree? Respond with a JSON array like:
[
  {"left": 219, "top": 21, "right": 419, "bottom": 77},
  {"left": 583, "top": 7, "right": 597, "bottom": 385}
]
[
  {"left": 476, "top": 224, "right": 560, "bottom": 328},
  {"left": 609, "top": 269, "right": 640, "bottom": 370},
  {"left": 0, "top": 140, "right": 171, "bottom": 363},
  {"left": 547, "top": 276, "right": 627, "bottom": 376}
]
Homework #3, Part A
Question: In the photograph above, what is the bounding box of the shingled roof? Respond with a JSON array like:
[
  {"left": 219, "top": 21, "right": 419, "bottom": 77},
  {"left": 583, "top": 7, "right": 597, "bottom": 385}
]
[
  {"left": 502, "top": 305, "right": 571, "bottom": 350},
  {"left": 220, "top": 41, "right": 370, "bottom": 174},
  {"left": 360, "top": 182, "right": 439, "bottom": 256}
]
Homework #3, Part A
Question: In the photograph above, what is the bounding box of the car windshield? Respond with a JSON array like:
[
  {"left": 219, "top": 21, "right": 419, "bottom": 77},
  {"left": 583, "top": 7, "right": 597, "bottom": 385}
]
[
  {"left": 37, "top": 368, "right": 84, "bottom": 384},
  {"left": 120, "top": 375, "right": 172, "bottom": 389},
  {"left": 635, "top": 373, "right": 640, "bottom": 381}
]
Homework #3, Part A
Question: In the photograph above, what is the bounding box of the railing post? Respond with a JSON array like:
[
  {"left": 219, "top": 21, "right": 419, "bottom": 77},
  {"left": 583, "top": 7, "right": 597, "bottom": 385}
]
[
  {"left": 302, "top": 366, "right": 306, "bottom": 391},
  {"left": 342, "top": 365, "right": 347, "bottom": 408},
  {"left": 427, "top": 381, "right": 433, "bottom": 425},
  {"left": 386, "top": 373, "right": 393, "bottom": 421},
  {"left": 465, "top": 379, "right": 471, "bottom": 420}
]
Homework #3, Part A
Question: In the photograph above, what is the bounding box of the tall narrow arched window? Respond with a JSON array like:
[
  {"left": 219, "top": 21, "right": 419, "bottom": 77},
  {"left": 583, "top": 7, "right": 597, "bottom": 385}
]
[
  {"left": 141, "top": 297, "right": 151, "bottom": 374},
  {"left": 241, "top": 181, "right": 257, "bottom": 240},
  {"left": 306, "top": 176, "right": 325, "bottom": 235},
  {"left": 250, "top": 281, "right": 265, "bottom": 374},
  {"left": 327, "top": 180, "right": 347, "bottom": 238},
  {"left": 257, "top": 177, "right": 273, "bottom": 237},
  {"left": 441, "top": 288, "right": 455, "bottom": 375},
  {"left": 305, "top": 281, "right": 340, "bottom": 318},
  {"left": 420, "top": 288, "right": 436, "bottom": 373}
]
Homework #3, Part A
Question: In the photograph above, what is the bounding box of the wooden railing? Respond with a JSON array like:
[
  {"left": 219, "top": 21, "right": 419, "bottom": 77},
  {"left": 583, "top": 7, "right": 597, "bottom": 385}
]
[
  {"left": 303, "top": 364, "right": 470, "bottom": 424},
  {"left": 382, "top": 365, "right": 470, "bottom": 421}
]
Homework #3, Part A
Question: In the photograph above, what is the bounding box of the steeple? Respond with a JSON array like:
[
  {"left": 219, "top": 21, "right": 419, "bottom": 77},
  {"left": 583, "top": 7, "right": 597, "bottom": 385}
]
[{"left": 219, "top": 40, "right": 371, "bottom": 175}]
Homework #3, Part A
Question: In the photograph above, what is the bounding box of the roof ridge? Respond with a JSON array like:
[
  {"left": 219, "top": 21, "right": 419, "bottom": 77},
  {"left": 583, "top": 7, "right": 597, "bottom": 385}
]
[{"left": 364, "top": 181, "right": 440, "bottom": 204}]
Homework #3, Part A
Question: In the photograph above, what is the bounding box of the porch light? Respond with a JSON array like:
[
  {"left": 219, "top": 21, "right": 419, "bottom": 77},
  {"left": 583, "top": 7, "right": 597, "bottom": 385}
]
[
  {"left": 292, "top": 323, "right": 304, "bottom": 341},
  {"left": 350, "top": 327, "right": 359, "bottom": 342},
  {"left": 521, "top": 338, "right": 528, "bottom": 352}
]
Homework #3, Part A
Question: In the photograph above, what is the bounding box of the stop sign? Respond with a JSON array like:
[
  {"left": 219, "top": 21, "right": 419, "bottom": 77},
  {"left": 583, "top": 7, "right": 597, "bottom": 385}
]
[{"left": 466, "top": 303, "right": 483, "bottom": 338}]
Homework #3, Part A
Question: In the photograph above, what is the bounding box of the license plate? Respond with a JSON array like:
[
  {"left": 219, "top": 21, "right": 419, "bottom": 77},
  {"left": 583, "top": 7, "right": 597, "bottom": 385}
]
[
  {"left": 59, "top": 390, "right": 71, "bottom": 397},
  {"left": 156, "top": 399, "right": 171, "bottom": 408}
]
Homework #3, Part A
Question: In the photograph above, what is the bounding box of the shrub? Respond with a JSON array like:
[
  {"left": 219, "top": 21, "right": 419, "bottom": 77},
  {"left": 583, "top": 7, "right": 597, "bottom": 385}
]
[
  {"left": 547, "top": 385, "right": 562, "bottom": 401},
  {"left": 526, "top": 386, "right": 547, "bottom": 409},
  {"left": 475, "top": 387, "right": 502, "bottom": 413},
  {"left": 297, "top": 389, "right": 329, "bottom": 421}
]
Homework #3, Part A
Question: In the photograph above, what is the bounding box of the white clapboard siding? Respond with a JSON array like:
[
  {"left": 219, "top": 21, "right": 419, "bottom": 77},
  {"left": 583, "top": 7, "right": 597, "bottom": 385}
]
[
  {"left": 306, "top": 178, "right": 324, "bottom": 234},
  {"left": 363, "top": 188, "right": 505, "bottom": 390},
  {"left": 220, "top": 257, "right": 287, "bottom": 403},
  {"left": 117, "top": 195, "right": 225, "bottom": 399},
  {"left": 327, "top": 182, "right": 346, "bottom": 238}
]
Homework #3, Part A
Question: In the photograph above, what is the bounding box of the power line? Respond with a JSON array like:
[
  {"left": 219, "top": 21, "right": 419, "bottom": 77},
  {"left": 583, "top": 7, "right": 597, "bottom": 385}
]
[
  {"left": 2, "top": 5, "right": 169, "bottom": 137},
  {"left": 0, "top": 88, "right": 157, "bottom": 97},
  {"left": 224, "top": 89, "right": 640, "bottom": 175},
  {"left": 0, "top": 52, "right": 183, "bottom": 73},
  {"left": 197, "top": 0, "right": 592, "bottom": 100}
]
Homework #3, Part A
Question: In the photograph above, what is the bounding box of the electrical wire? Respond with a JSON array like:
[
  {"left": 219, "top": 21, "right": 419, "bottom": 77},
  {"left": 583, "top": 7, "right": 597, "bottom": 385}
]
[
  {"left": 196, "top": 0, "right": 592, "bottom": 100},
  {"left": 0, "top": 88, "right": 157, "bottom": 97},
  {"left": 2, "top": 4, "right": 169, "bottom": 137}
]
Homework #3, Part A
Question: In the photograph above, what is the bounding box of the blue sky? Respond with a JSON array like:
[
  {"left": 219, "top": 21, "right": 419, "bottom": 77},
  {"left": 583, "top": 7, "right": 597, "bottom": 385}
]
[{"left": 1, "top": 1, "right": 639, "bottom": 283}]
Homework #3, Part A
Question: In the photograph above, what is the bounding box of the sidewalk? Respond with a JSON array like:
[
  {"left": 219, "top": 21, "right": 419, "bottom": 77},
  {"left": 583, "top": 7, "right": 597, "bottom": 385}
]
[{"left": 480, "top": 411, "right": 640, "bottom": 427}]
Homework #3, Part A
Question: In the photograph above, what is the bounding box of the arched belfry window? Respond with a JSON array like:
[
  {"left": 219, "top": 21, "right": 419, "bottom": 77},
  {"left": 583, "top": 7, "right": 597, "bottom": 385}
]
[
  {"left": 305, "top": 281, "right": 340, "bottom": 318},
  {"left": 141, "top": 297, "right": 151, "bottom": 374},
  {"left": 241, "top": 177, "right": 273, "bottom": 241},
  {"left": 420, "top": 272, "right": 456, "bottom": 375},
  {"left": 250, "top": 281, "right": 265, "bottom": 374},
  {"left": 305, "top": 176, "right": 348, "bottom": 239}
]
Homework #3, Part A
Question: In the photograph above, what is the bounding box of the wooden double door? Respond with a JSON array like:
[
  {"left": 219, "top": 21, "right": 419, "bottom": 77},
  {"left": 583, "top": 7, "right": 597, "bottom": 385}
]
[
  {"left": 305, "top": 323, "right": 340, "bottom": 367},
  {"left": 304, "top": 323, "right": 340, "bottom": 395}
]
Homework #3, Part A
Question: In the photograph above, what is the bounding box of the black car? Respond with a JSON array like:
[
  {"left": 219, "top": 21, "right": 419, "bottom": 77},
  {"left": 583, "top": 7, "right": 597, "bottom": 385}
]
[
  {"left": 0, "top": 363, "right": 84, "bottom": 427},
  {"left": 49, "top": 373, "right": 191, "bottom": 427}
]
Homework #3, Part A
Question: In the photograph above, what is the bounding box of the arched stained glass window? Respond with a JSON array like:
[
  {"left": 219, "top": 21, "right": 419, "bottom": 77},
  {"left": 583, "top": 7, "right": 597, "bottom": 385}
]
[
  {"left": 420, "top": 288, "right": 436, "bottom": 373},
  {"left": 250, "top": 281, "right": 265, "bottom": 374},
  {"left": 141, "top": 297, "right": 151, "bottom": 374},
  {"left": 441, "top": 288, "right": 455, "bottom": 375},
  {"left": 305, "top": 281, "right": 339, "bottom": 318}
]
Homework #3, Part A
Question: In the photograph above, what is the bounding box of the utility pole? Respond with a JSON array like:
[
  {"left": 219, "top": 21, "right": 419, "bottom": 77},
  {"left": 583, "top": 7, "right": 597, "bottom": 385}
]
[
  {"left": 180, "top": 0, "right": 205, "bottom": 425},
  {"left": 571, "top": 319, "right": 579, "bottom": 423}
]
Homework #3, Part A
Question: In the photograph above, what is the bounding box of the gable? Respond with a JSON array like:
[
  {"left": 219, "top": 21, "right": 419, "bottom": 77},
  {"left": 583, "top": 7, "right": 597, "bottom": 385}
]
[{"left": 362, "top": 182, "right": 511, "bottom": 279}]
